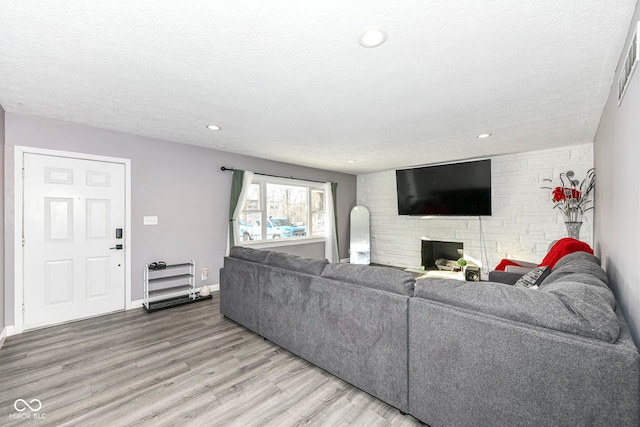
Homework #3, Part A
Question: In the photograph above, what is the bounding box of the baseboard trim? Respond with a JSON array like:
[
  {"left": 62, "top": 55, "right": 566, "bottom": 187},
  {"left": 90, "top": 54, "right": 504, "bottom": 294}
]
[{"left": 130, "top": 284, "right": 219, "bottom": 311}]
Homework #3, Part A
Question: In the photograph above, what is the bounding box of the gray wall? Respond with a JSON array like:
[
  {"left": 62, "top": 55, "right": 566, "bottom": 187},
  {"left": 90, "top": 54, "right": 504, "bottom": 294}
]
[
  {"left": 593, "top": 4, "right": 640, "bottom": 346},
  {"left": 0, "top": 106, "right": 5, "bottom": 332},
  {"left": 3, "top": 113, "right": 356, "bottom": 326}
]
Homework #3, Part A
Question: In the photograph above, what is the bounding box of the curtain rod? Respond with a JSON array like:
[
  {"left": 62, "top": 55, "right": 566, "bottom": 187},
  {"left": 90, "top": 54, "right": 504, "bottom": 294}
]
[{"left": 220, "top": 166, "right": 326, "bottom": 184}]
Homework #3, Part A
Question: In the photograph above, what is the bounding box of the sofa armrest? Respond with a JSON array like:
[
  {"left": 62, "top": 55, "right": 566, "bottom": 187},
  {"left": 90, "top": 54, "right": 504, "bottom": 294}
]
[
  {"left": 220, "top": 257, "right": 262, "bottom": 333},
  {"left": 489, "top": 260, "right": 539, "bottom": 283},
  {"left": 506, "top": 259, "right": 538, "bottom": 269},
  {"left": 487, "top": 270, "right": 524, "bottom": 285},
  {"left": 505, "top": 265, "right": 535, "bottom": 274}
]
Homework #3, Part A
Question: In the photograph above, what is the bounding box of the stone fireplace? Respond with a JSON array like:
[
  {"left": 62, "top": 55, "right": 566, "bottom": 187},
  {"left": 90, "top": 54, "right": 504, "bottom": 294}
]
[{"left": 421, "top": 239, "right": 464, "bottom": 270}]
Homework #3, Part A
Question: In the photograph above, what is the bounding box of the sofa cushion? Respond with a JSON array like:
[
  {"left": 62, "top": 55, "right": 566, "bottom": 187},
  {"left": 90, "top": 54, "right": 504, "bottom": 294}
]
[
  {"left": 553, "top": 251, "right": 601, "bottom": 269},
  {"left": 541, "top": 252, "right": 609, "bottom": 288},
  {"left": 514, "top": 266, "right": 550, "bottom": 289},
  {"left": 229, "top": 246, "right": 270, "bottom": 264},
  {"left": 556, "top": 272, "right": 613, "bottom": 292},
  {"left": 414, "top": 278, "right": 620, "bottom": 343},
  {"left": 542, "top": 279, "right": 616, "bottom": 311},
  {"left": 264, "top": 251, "right": 329, "bottom": 276},
  {"left": 321, "top": 263, "right": 415, "bottom": 296}
]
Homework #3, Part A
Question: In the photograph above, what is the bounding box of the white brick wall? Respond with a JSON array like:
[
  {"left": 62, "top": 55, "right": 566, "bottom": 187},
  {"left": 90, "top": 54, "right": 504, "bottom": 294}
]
[{"left": 357, "top": 144, "right": 594, "bottom": 277}]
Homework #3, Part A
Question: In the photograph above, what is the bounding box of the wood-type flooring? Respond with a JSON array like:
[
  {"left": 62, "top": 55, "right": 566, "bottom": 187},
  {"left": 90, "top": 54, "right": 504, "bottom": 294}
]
[{"left": 0, "top": 292, "right": 422, "bottom": 426}]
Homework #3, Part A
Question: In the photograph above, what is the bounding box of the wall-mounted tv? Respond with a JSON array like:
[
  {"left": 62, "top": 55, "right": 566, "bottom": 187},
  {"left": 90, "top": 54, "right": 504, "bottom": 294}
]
[{"left": 396, "top": 159, "right": 492, "bottom": 216}]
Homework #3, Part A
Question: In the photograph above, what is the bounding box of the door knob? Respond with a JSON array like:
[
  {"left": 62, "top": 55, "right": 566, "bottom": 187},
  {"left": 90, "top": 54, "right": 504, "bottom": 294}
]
[{"left": 110, "top": 244, "right": 123, "bottom": 250}]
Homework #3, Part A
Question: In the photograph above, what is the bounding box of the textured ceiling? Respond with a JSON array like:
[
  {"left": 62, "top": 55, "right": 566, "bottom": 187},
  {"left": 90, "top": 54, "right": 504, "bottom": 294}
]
[{"left": 0, "top": 1, "right": 636, "bottom": 174}]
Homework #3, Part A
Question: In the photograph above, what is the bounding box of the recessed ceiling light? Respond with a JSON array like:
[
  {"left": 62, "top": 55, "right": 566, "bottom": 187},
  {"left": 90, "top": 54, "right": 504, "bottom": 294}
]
[
  {"left": 358, "top": 28, "right": 387, "bottom": 48},
  {"left": 477, "top": 133, "right": 492, "bottom": 139},
  {"left": 347, "top": 159, "right": 356, "bottom": 163},
  {"left": 206, "top": 125, "right": 221, "bottom": 131}
]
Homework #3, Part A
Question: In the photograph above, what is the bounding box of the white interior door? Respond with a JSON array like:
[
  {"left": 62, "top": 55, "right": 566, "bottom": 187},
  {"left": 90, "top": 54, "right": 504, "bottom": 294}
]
[{"left": 23, "top": 153, "right": 126, "bottom": 329}]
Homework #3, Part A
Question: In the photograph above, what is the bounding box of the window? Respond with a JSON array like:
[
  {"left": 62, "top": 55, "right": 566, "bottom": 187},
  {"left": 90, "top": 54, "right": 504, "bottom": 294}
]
[
  {"left": 311, "top": 189, "right": 325, "bottom": 237},
  {"left": 238, "top": 177, "right": 325, "bottom": 243}
]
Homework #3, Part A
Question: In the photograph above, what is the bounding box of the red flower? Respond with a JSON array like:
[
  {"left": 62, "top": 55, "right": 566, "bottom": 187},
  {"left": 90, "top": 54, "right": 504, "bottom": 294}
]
[
  {"left": 542, "top": 169, "right": 595, "bottom": 222},
  {"left": 552, "top": 187, "right": 581, "bottom": 202}
]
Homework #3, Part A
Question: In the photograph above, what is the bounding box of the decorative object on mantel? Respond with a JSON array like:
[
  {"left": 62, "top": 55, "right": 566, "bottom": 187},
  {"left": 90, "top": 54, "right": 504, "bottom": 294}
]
[{"left": 541, "top": 168, "right": 595, "bottom": 239}]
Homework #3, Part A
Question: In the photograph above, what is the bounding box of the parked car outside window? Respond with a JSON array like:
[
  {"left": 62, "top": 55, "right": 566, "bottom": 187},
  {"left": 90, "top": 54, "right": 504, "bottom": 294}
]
[{"left": 238, "top": 217, "right": 306, "bottom": 241}]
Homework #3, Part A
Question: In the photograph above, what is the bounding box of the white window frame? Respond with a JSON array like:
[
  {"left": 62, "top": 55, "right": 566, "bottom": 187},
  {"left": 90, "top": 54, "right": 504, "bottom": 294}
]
[{"left": 239, "top": 175, "right": 326, "bottom": 248}]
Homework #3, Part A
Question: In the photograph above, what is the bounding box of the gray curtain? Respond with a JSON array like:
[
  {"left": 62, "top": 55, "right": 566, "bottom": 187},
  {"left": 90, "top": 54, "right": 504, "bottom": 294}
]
[{"left": 228, "top": 169, "right": 245, "bottom": 249}]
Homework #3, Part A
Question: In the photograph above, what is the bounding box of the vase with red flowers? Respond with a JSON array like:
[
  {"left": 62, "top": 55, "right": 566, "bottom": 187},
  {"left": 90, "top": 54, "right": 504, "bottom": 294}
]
[{"left": 541, "top": 169, "right": 595, "bottom": 239}]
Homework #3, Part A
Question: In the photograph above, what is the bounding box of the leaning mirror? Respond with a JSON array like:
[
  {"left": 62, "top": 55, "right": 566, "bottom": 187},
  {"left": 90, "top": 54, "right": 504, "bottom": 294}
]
[{"left": 350, "top": 205, "right": 370, "bottom": 264}]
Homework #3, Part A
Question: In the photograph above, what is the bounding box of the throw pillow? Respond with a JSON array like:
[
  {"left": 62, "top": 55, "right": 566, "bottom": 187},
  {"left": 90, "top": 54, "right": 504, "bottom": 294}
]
[{"left": 514, "top": 266, "right": 551, "bottom": 289}]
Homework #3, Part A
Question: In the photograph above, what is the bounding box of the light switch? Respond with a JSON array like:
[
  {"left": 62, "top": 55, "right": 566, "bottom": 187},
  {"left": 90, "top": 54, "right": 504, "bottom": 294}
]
[{"left": 143, "top": 216, "right": 158, "bottom": 225}]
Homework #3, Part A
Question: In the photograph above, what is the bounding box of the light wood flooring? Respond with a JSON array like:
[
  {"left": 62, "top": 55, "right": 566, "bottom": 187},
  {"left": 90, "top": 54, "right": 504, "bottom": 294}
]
[{"left": 0, "top": 292, "right": 422, "bottom": 426}]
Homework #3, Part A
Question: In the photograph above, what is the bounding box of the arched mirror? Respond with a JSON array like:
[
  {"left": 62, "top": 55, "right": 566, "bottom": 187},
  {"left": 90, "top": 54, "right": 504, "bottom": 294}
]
[{"left": 350, "top": 205, "right": 370, "bottom": 264}]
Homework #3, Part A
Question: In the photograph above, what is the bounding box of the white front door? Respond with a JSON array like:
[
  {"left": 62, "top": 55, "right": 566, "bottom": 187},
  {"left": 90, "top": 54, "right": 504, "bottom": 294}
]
[{"left": 23, "top": 153, "right": 126, "bottom": 329}]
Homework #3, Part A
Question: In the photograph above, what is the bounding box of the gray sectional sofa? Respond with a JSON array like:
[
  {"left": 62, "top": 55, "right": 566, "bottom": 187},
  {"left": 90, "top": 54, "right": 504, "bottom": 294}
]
[{"left": 220, "top": 247, "right": 640, "bottom": 426}]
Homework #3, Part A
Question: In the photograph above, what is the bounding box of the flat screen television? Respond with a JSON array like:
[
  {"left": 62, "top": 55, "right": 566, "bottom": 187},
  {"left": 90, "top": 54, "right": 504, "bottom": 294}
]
[{"left": 396, "top": 159, "right": 492, "bottom": 216}]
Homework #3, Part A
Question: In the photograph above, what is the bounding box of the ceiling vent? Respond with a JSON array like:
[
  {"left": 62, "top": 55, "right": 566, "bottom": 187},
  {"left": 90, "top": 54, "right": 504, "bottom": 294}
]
[{"left": 618, "top": 22, "right": 639, "bottom": 105}]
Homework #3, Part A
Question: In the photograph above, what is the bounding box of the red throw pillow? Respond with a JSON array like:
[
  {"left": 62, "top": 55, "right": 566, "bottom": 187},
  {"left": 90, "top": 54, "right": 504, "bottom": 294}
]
[{"left": 538, "top": 238, "right": 594, "bottom": 269}]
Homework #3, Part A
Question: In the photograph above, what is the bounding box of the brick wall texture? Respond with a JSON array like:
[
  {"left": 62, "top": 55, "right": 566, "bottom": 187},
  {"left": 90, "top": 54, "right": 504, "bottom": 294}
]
[{"left": 356, "top": 144, "right": 594, "bottom": 278}]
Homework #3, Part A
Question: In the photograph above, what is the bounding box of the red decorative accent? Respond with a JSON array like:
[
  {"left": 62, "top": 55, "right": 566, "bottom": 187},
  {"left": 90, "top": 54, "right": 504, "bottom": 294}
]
[
  {"left": 494, "top": 238, "right": 593, "bottom": 272},
  {"left": 538, "top": 238, "right": 594, "bottom": 269},
  {"left": 552, "top": 186, "right": 581, "bottom": 203}
]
